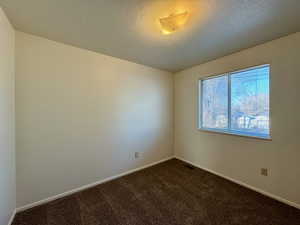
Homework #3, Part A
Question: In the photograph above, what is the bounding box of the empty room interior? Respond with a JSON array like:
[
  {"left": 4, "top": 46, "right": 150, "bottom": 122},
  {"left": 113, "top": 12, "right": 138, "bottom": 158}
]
[{"left": 1, "top": 0, "right": 300, "bottom": 225}]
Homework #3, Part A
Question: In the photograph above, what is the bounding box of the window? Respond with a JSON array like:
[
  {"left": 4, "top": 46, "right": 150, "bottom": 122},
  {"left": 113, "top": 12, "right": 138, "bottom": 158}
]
[{"left": 199, "top": 65, "right": 270, "bottom": 139}]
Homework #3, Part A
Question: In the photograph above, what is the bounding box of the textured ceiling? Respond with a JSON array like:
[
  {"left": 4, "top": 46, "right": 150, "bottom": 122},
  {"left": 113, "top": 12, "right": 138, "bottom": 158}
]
[{"left": 1, "top": 0, "right": 300, "bottom": 72}]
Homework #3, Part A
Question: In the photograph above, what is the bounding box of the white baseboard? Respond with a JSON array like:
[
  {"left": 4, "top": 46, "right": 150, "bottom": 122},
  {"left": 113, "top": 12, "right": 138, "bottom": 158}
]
[
  {"left": 16, "top": 155, "right": 300, "bottom": 214},
  {"left": 17, "top": 156, "right": 174, "bottom": 212},
  {"left": 175, "top": 156, "right": 300, "bottom": 210},
  {"left": 7, "top": 209, "right": 16, "bottom": 225}
]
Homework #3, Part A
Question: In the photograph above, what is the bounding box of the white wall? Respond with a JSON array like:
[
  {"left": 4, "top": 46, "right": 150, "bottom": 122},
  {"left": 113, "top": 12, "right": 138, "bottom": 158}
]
[
  {"left": 15, "top": 32, "right": 173, "bottom": 207},
  {"left": 0, "top": 8, "right": 16, "bottom": 225},
  {"left": 174, "top": 32, "right": 300, "bottom": 206}
]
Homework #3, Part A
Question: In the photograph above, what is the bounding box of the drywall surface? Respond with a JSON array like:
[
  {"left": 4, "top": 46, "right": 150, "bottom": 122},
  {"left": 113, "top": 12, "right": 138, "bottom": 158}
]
[
  {"left": 15, "top": 31, "right": 173, "bottom": 207},
  {"left": 0, "top": 8, "right": 15, "bottom": 225},
  {"left": 174, "top": 32, "right": 300, "bottom": 205}
]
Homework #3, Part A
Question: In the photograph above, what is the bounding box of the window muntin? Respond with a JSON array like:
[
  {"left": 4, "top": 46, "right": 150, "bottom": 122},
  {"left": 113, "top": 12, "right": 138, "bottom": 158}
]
[{"left": 200, "top": 65, "right": 270, "bottom": 139}]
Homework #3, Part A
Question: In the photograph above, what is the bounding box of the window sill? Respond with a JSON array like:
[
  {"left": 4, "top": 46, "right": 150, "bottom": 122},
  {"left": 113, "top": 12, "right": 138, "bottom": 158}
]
[{"left": 198, "top": 128, "right": 272, "bottom": 141}]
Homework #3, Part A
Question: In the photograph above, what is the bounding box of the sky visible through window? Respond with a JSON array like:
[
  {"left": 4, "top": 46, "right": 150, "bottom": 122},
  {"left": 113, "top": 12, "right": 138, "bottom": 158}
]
[{"left": 201, "top": 65, "right": 270, "bottom": 138}]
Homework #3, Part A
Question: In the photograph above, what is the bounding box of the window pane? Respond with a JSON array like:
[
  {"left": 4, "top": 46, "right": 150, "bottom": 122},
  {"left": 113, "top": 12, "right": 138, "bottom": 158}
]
[
  {"left": 202, "top": 76, "right": 228, "bottom": 129},
  {"left": 230, "top": 66, "right": 270, "bottom": 137}
]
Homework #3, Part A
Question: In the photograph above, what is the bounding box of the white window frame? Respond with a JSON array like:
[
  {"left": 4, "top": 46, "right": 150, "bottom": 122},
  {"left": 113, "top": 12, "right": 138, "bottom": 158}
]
[{"left": 198, "top": 64, "right": 271, "bottom": 140}]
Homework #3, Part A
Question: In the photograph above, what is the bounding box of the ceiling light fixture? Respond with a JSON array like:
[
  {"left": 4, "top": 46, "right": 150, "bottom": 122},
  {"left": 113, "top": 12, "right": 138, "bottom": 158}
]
[{"left": 159, "top": 11, "right": 189, "bottom": 35}]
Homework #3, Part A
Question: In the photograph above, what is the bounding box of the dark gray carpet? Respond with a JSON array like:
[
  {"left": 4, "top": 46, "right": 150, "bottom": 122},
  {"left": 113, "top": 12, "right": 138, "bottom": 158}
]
[{"left": 13, "top": 159, "right": 300, "bottom": 225}]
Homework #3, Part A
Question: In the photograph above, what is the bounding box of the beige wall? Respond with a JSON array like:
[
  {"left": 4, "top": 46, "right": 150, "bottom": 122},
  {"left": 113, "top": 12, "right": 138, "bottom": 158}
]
[
  {"left": 0, "top": 8, "right": 16, "bottom": 225},
  {"left": 16, "top": 31, "right": 173, "bottom": 207},
  {"left": 174, "top": 32, "right": 300, "bottom": 206}
]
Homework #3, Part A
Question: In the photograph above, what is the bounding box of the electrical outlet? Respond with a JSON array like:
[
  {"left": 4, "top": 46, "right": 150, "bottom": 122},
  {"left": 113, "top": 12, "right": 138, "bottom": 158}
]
[
  {"left": 134, "top": 152, "right": 139, "bottom": 159},
  {"left": 261, "top": 168, "right": 268, "bottom": 176}
]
